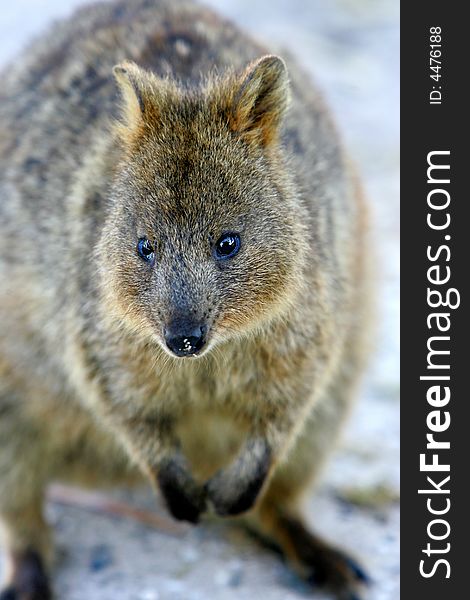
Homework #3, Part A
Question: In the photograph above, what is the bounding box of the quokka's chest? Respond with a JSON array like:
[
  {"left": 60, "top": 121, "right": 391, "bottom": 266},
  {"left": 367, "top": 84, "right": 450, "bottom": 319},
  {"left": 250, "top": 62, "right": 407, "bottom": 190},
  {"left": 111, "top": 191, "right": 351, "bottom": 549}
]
[{"left": 118, "top": 344, "right": 260, "bottom": 409}]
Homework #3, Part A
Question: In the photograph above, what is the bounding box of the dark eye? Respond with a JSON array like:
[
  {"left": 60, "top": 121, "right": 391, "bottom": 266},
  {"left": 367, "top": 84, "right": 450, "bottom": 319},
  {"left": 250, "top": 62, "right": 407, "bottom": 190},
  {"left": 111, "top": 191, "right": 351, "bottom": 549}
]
[
  {"left": 213, "top": 233, "right": 241, "bottom": 260},
  {"left": 137, "top": 237, "right": 155, "bottom": 263}
]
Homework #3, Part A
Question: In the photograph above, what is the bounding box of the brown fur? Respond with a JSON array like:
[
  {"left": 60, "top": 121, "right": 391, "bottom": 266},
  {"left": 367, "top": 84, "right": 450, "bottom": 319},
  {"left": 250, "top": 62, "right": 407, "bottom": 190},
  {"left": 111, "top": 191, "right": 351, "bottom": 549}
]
[{"left": 0, "top": 1, "right": 372, "bottom": 598}]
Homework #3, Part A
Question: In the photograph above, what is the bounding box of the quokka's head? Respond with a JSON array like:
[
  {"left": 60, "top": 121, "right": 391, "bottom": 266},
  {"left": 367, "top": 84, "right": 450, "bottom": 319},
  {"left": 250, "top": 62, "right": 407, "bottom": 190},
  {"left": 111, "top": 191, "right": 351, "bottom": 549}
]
[{"left": 98, "top": 56, "right": 307, "bottom": 358}]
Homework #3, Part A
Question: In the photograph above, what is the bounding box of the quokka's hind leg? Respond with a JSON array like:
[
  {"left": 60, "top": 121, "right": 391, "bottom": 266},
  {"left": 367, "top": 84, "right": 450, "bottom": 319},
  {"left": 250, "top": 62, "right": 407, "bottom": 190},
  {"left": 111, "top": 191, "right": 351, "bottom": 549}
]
[
  {"left": 251, "top": 501, "right": 368, "bottom": 600},
  {"left": 0, "top": 546, "right": 52, "bottom": 600},
  {"left": 246, "top": 373, "right": 370, "bottom": 599},
  {"left": 0, "top": 405, "right": 53, "bottom": 600}
]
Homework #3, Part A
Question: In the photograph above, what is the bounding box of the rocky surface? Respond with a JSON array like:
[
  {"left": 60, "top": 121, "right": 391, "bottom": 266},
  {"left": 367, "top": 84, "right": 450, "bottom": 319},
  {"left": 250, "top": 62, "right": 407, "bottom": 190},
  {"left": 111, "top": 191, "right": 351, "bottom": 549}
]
[{"left": 0, "top": 1, "right": 399, "bottom": 598}]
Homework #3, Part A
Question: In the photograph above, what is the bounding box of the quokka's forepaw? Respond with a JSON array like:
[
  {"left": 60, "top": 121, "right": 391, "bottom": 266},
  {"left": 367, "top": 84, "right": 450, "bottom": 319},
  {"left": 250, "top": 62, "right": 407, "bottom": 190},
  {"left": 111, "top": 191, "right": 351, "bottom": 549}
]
[
  {"left": 0, "top": 549, "right": 52, "bottom": 600},
  {"left": 205, "top": 469, "right": 267, "bottom": 516},
  {"left": 157, "top": 455, "right": 207, "bottom": 523},
  {"left": 205, "top": 439, "right": 271, "bottom": 516},
  {"left": 159, "top": 480, "right": 206, "bottom": 523}
]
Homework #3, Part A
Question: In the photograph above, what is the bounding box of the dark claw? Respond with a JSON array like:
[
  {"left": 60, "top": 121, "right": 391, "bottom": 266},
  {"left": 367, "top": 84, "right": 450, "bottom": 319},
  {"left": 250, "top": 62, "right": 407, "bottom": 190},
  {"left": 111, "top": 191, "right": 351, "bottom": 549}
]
[{"left": 343, "top": 555, "right": 371, "bottom": 585}]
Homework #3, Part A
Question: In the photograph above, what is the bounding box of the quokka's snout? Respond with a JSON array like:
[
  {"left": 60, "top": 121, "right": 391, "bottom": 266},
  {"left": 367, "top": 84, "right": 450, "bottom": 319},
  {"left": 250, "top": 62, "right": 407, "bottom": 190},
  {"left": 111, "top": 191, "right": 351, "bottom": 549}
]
[{"left": 155, "top": 270, "right": 215, "bottom": 357}]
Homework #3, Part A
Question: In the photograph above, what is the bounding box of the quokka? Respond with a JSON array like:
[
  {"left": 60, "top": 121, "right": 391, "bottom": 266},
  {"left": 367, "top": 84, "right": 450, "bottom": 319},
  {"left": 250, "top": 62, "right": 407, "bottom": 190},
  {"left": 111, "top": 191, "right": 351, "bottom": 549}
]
[{"left": 0, "top": 0, "right": 372, "bottom": 598}]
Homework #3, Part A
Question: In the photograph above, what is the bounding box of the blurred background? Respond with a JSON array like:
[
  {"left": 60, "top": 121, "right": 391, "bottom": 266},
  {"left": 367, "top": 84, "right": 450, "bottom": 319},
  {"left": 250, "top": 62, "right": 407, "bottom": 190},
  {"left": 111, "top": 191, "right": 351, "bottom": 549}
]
[{"left": 0, "top": 1, "right": 399, "bottom": 599}]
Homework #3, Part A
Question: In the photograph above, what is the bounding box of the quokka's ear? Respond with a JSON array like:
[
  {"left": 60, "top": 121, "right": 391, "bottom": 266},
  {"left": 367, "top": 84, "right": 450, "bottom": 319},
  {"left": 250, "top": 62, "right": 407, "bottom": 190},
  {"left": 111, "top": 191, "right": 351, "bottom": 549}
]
[
  {"left": 230, "top": 55, "right": 290, "bottom": 146},
  {"left": 112, "top": 61, "right": 166, "bottom": 143}
]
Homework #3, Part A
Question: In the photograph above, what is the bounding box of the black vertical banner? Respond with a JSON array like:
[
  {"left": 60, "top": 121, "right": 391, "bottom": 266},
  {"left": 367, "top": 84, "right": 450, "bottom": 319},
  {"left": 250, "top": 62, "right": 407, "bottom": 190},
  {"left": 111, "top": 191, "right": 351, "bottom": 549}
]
[{"left": 401, "top": 2, "right": 468, "bottom": 598}]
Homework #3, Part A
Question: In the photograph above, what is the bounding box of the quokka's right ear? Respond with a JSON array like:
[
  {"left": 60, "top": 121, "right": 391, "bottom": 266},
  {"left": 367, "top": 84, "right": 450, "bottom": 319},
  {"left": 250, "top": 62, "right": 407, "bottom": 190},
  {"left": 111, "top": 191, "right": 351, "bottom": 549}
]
[
  {"left": 112, "top": 61, "right": 170, "bottom": 143},
  {"left": 113, "top": 62, "right": 147, "bottom": 133}
]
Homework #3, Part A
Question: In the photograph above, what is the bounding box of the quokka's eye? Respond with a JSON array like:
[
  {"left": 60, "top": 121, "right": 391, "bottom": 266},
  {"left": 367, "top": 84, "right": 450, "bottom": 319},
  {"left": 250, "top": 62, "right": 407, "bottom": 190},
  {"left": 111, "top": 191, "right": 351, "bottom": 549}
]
[
  {"left": 213, "top": 233, "right": 241, "bottom": 260},
  {"left": 137, "top": 238, "right": 155, "bottom": 263}
]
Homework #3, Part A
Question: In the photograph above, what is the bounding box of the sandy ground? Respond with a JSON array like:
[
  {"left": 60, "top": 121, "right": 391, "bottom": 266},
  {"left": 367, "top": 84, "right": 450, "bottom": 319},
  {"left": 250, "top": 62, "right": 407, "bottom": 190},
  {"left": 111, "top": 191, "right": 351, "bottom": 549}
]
[{"left": 0, "top": 1, "right": 399, "bottom": 598}]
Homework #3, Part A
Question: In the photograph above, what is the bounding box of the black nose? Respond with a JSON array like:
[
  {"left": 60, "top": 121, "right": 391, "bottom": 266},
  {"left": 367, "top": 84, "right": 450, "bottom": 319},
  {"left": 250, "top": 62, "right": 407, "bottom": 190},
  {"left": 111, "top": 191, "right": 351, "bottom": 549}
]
[{"left": 164, "top": 322, "right": 207, "bottom": 357}]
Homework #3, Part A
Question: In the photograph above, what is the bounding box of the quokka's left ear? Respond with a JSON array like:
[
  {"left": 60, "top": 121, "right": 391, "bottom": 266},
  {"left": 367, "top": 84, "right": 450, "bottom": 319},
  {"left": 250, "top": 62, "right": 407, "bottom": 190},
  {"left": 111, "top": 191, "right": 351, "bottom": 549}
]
[{"left": 229, "top": 55, "right": 290, "bottom": 146}]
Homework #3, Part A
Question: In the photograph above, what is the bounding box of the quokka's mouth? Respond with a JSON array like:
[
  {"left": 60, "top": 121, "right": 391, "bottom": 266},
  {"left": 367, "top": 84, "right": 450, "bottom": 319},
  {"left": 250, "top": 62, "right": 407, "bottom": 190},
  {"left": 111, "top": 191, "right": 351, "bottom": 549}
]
[{"left": 162, "top": 341, "right": 212, "bottom": 360}]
